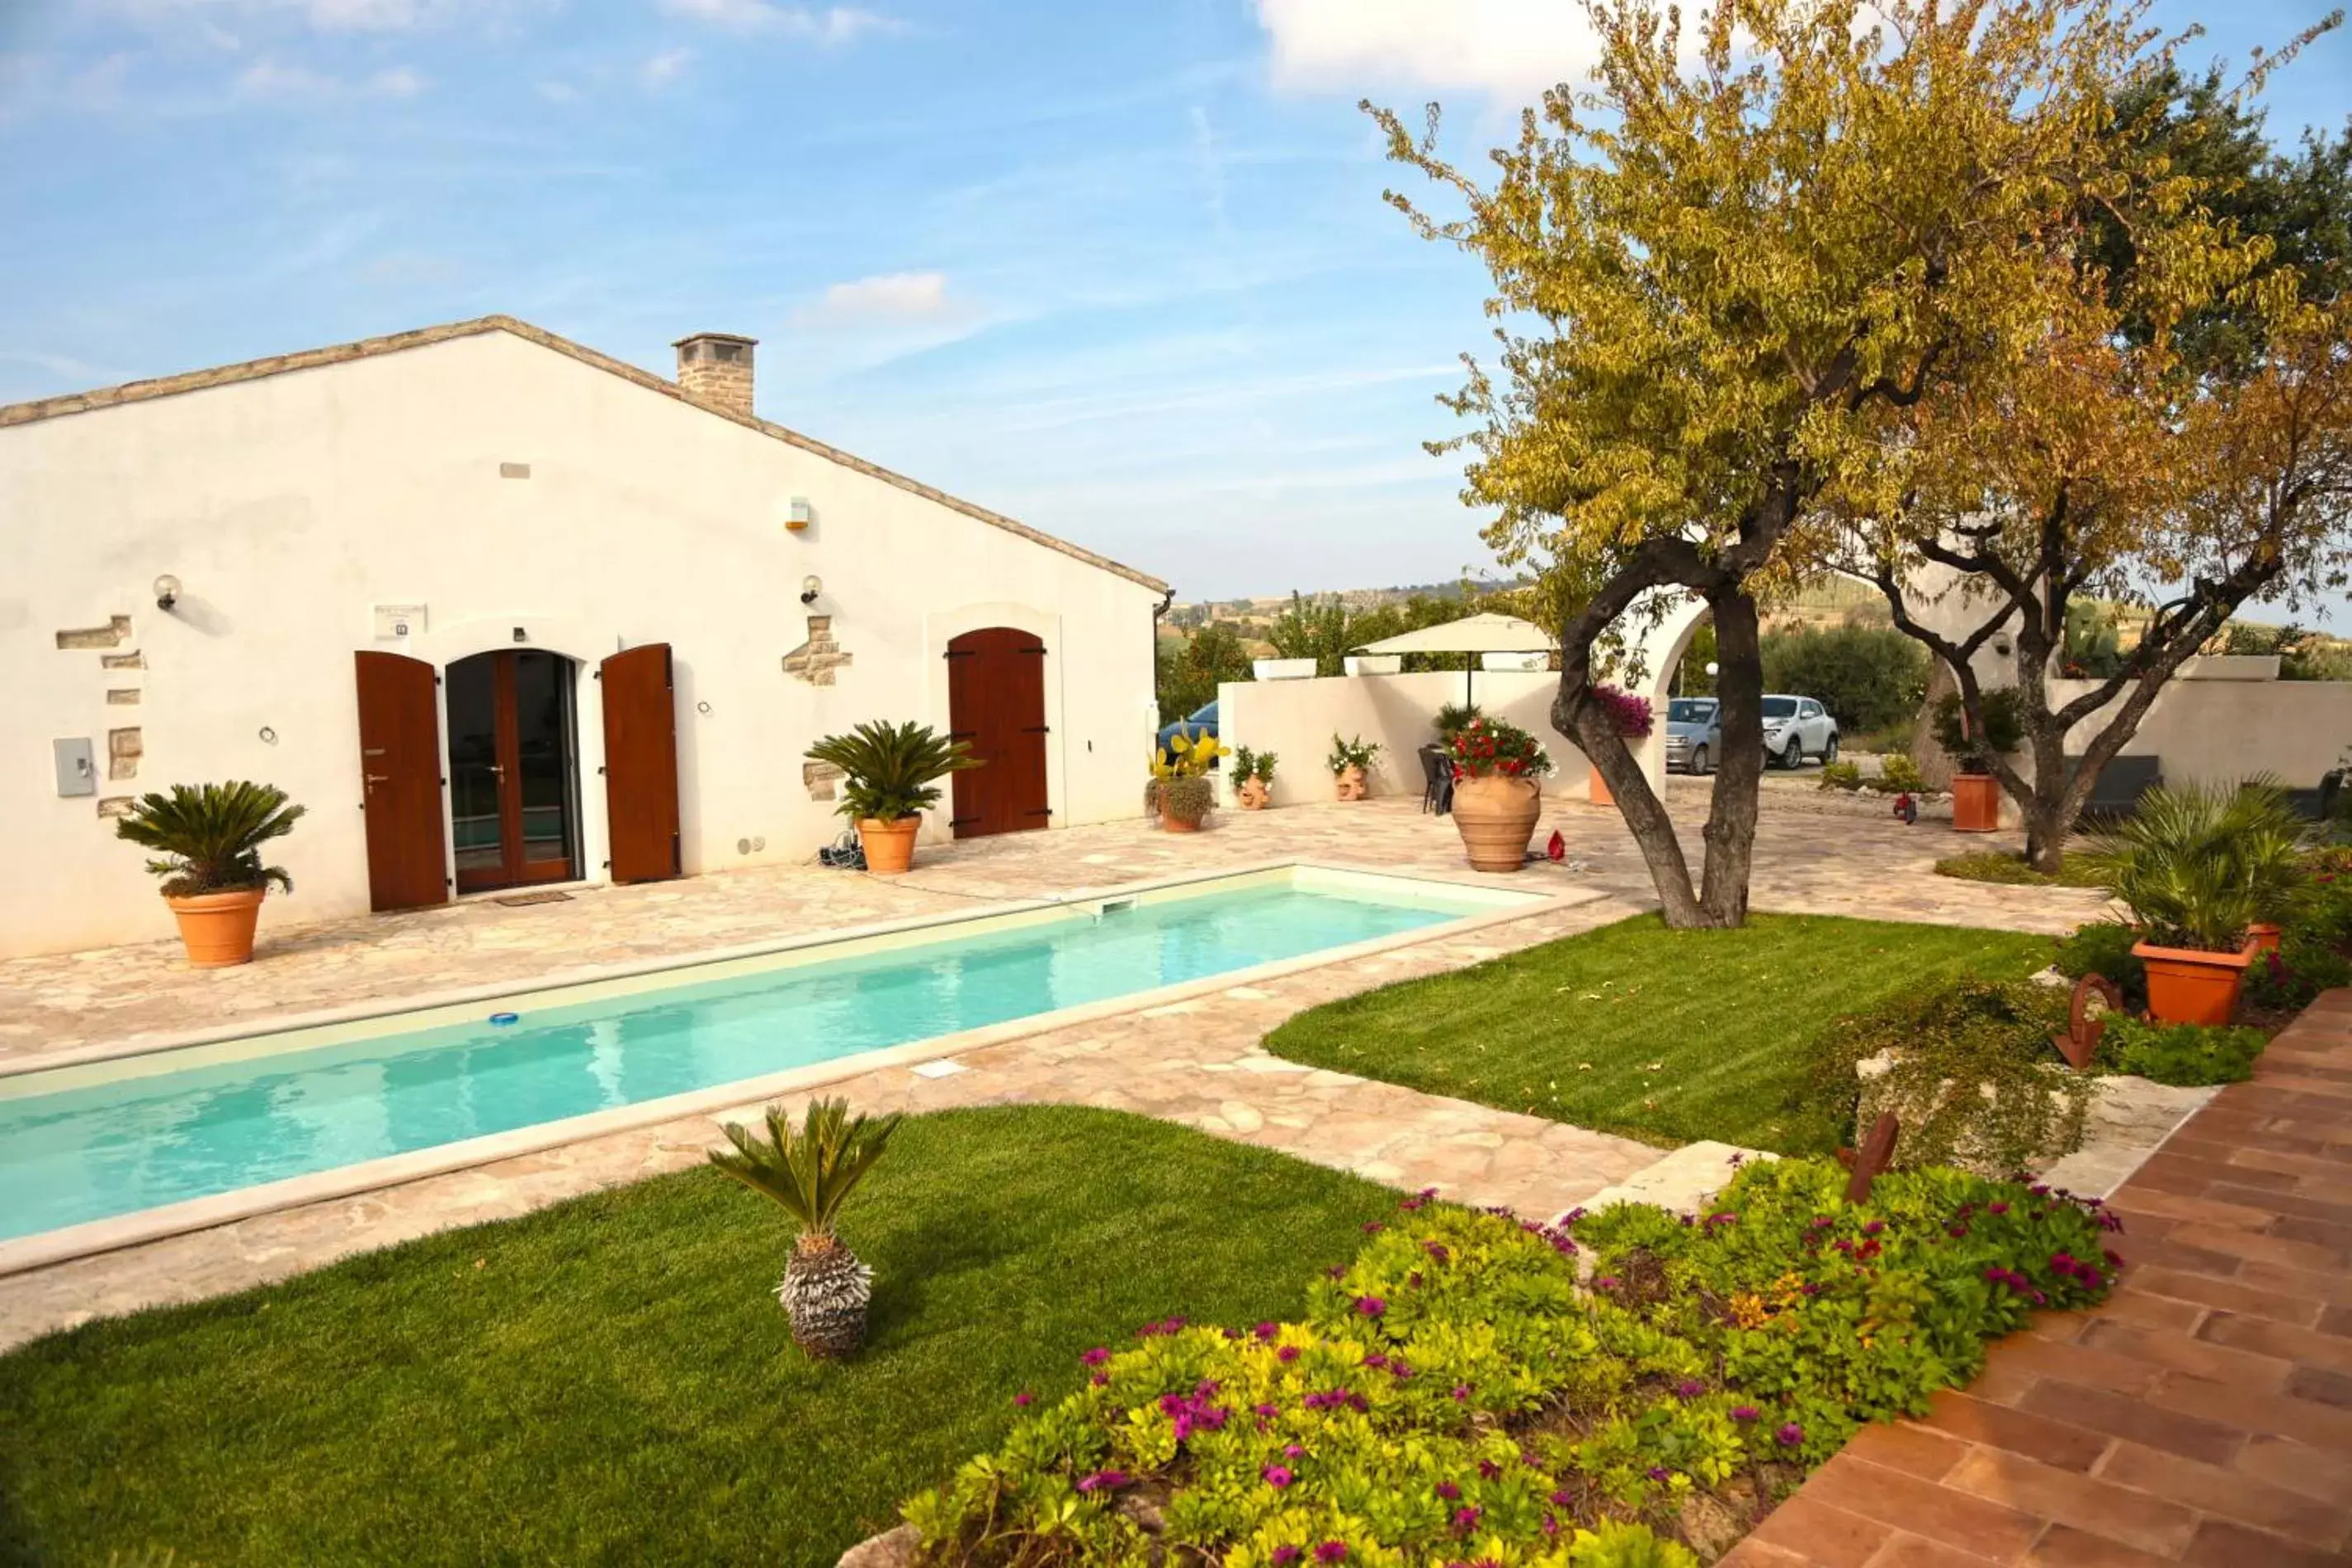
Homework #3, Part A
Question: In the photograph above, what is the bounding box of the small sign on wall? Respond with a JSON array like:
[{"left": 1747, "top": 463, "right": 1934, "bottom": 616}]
[{"left": 374, "top": 605, "right": 426, "bottom": 640}]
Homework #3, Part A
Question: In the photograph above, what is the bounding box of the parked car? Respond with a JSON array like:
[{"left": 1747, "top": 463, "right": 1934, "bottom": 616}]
[
  {"left": 1665, "top": 697, "right": 1721, "bottom": 775},
  {"left": 1157, "top": 701, "right": 1218, "bottom": 762},
  {"left": 1762, "top": 694, "right": 1838, "bottom": 769}
]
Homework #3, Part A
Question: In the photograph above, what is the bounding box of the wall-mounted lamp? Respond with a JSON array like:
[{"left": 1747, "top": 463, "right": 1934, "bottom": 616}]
[
  {"left": 800, "top": 575, "right": 823, "bottom": 606},
  {"left": 1705, "top": 661, "right": 1720, "bottom": 677},
  {"left": 786, "top": 497, "right": 814, "bottom": 534},
  {"left": 153, "top": 574, "right": 182, "bottom": 612}
]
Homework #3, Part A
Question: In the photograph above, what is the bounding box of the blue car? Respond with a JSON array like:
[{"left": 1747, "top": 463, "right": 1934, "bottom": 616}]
[{"left": 1157, "top": 701, "right": 1217, "bottom": 761}]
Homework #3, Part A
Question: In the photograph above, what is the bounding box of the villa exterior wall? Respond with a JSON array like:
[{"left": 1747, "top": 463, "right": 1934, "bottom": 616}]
[
  {"left": 2044, "top": 673, "right": 2352, "bottom": 789},
  {"left": 0, "top": 329, "right": 1161, "bottom": 957}
]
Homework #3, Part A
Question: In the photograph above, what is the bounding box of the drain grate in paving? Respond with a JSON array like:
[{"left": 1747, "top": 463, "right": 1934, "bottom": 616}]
[{"left": 492, "top": 890, "right": 574, "bottom": 908}]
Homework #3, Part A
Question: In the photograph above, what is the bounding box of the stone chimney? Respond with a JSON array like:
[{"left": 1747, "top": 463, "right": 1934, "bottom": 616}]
[{"left": 673, "top": 332, "right": 758, "bottom": 418}]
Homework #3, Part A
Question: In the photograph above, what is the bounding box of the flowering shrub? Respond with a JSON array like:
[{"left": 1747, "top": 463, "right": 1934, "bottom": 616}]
[
  {"left": 899, "top": 1159, "right": 2113, "bottom": 1566},
  {"left": 1592, "top": 685, "right": 1654, "bottom": 739},
  {"left": 1447, "top": 717, "right": 1555, "bottom": 780}
]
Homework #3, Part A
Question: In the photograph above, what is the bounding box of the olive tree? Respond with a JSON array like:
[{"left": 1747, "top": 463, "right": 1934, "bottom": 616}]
[{"left": 1372, "top": 0, "right": 2180, "bottom": 926}]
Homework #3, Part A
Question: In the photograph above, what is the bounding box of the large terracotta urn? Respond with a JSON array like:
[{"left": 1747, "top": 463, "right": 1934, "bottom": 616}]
[{"left": 1452, "top": 775, "right": 1543, "bottom": 873}]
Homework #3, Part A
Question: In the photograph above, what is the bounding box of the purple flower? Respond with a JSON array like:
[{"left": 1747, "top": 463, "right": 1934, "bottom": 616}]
[
  {"left": 1278, "top": 1345, "right": 1301, "bottom": 1363},
  {"left": 1452, "top": 1383, "right": 1472, "bottom": 1401},
  {"left": 1091, "top": 1372, "right": 1109, "bottom": 1387},
  {"left": 1254, "top": 1402, "right": 1279, "bottom": 1419},
  {"left": 1362, "top": 1221, "right": 1385, "bottom": 1235},
  {"left": 1075, "top": 1469, "right": 1128, "bottom": 1493},
  {"left": 1363, "top": 1353, "right": 1388, "bottom": 1369},
  {"left": 1646, "top": 1466, "right": 1670, "bottom": 1482},
  {"left": 1272, "top": 1550, "right": 1301, "bottom": 1568},
  {"left": 1549, "top": 1489, "right": 1575, "bottom": 1507},
  {"left": 1315, "top": 1543, "right": 1348, "bottom": 1565},
  {"left": 1452, "top": 1506, "right": 1481, "bottom": 1533},
  {"left": 1478, "top": 1459, "right": 1502, "bottom": 1481},
  {"left": 1594, "top": 1276, "right": 1620, "bottom": 1292},
  {"left": 1988, "top": 1202, "right": 2010, "bottom": 1215},
  {"left": 1390, "top": 1360, "right": 1414, "bottom": 1380},
  {"left": 1013, "top": 1392, "right": 1034, "bottom": 1407},
  {"left": 1325, "top": 1266, "right": 1346, "bottom": 1280},
  {"left": 1354, "top": 1296, "right": 1386, "bottom": 1319},
  {"left": 1861, "top": 1221, "right": 1884, "bottom": 1237},
  {"left": 1254, "top": 1321, "right": 1279, "bottom": 1340},
  {"left": 1284, "top": 1443, "right": 1305, "bottom": 1458},
  {"left": 1674, "top": 1380, "right": 1705, "bottom": 1399},
  {"left": 1776, "top": 1424, "right": 1804, "bottom": 1448},
  {"left": 1436, "top": 1481, "right": 1461, "bottom": 1500},
  {"left": 1081, "top": 1347, "right": 1110, "bottom": 1367},
  {"left": 1424, "top": 1240, "right": 1452, "bottom": 1263},
  {"left": 1419, "top": 1186, "right": 1440, "bottom": 1200},
  {"left": 1263, "top": 1465, "right": 1295, "bottom": 1489},
  {"left": 1731, "top": 1405, "right": 1759, "bottom": 1423}
]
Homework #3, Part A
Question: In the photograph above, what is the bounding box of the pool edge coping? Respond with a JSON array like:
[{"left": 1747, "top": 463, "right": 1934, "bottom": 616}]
[{"left": 0, "top": 863, "right": 1603, "bottom": 1278}]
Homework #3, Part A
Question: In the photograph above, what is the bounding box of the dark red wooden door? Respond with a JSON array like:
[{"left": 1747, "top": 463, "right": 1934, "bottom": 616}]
[
  {"left": 600, "top": 644, "right": 680, "bottom": 883},
  {"left": 355, "top": 650, "right": 449, "bottom": 912},
  {"left": 947, "top": 627, "right": 1050, "bottom": 838}
]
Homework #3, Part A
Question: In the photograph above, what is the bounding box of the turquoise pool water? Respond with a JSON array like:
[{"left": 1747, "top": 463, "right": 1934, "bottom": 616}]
[{"left": 0, "top": 878, "right": 1473, "bottom": 1241}]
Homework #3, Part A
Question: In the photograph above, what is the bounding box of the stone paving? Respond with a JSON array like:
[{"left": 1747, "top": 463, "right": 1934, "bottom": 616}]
[
  {"left": 0, "top": 788, "right": 2104, "bottom": 1348},
  {"left": 1723, "top": 989, "right": 2352, "bottom": 1568}
]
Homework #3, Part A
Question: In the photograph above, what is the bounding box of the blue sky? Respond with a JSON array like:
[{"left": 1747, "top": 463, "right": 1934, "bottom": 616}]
[{"left": 2, "top": 0, "right": 2347, "bottom": 609}]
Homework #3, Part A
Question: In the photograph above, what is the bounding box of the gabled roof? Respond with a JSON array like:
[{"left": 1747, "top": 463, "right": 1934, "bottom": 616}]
[{"left": 0, "top": 314, "right": 1169, "bottom": 593}]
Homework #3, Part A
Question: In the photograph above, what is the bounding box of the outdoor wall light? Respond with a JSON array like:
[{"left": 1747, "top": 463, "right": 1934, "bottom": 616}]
[
  {"left": 153, "top": 574, "right": 182, "bottom": 612},
  {"left": 1706, "top": 660, "right": 1720, "bottom": 677},
  {"left": 800, "top": 574, "right": 823, "bottom": 606},
  {"left": 786, "top": 497, "right": 814, "bottom": 533}
]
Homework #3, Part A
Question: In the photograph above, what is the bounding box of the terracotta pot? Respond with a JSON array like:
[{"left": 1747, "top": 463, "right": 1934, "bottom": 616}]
[
  {"left": 165, "top": 887, "right": 267, "bottom": 968},
  {"left": 1334, "top": 765, "right": 1367, "bottom": 801},
  {"left": 1452, "top": 775, "right": 1543, "bottom": 873},
  {"left": 1587, "top": 768, "right": 1613, "bottom": 807},
  {"left": 1950, "top": 772, "right": 2001, "bottom": 833},
  {"left": 857, "top": 817, "right": 922, "bottom": 876},
  {"left": 2248, "top": 923, "right": 2283, "bottom": 955},
  {"left": 1161, "top": 812, "right": 1202, "bottom": 834},
  {"left": 1235, "top": 777, "right": 1272, "bottom": 810},
  {"left": 2132, "top": 937, "right": 2255, "bottom": 1027}
]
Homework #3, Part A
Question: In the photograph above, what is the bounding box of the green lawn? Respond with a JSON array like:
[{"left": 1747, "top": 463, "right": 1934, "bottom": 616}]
[
  {"left": 1263, "top": 914, "right": 2054, "bottom": 1155},
  {"left": 0, "top": 1107, "right": 1396, "bottom": 1568},
  {"left": 1934, "top": 851, "right": 2106, "bottom": 887}
]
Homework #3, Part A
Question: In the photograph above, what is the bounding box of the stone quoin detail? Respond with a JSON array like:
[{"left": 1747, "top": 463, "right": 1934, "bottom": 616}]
[
  {"left": 95, "top": 796, "right": 134, "bottom": 819},
  {"left": 783, "top": 616, "right": 853, "bottom": 687},
  {"left": 55, "top": 616, "right": 132, "bottom": 651},
  {"left": 100, "top": 650, "right": 144, "bottom": 669},
  {"left": 803, "top": 760, "right": 845, "bottom": 801},
  {"left": 108, "top": 728, "right": 141, "bottom": 782}
]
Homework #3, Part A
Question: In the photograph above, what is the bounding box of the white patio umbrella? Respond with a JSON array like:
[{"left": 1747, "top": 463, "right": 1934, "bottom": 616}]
[{"left": 1352, "top": 612, "right": 1555, "bottom": 707}]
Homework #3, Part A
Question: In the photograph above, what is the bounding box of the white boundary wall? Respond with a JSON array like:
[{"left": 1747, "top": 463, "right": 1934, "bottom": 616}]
[{"left": 1216, "top": 670, "right": 1671, "bottom": 806}]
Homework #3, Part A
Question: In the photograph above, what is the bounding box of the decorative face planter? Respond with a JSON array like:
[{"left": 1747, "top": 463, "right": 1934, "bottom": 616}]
[
  {"left": 1235, "top": 777, "right": 1272, "bottom": 810},
  {"left": 1451, "top": 775, "right": 1543, "bottom": 872},
  {"left": 1334, "top": 766, "right": 1367, "bottom": 801}
]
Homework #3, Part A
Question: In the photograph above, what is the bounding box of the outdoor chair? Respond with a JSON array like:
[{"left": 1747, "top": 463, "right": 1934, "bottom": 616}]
[{"left": 1419, "top": 744, "right": 1454, "bottom": 815}]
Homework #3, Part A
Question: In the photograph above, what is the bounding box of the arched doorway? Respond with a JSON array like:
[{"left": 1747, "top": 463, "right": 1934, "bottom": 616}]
[
  {"left": 446, "top": 648, "right": 583, "bottom": 891},
  {"left": 946, "top": 626, "right": 1050, "bottom": 838}
]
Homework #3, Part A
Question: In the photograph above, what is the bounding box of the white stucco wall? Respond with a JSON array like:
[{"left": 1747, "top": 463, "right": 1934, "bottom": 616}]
[
  {"left": 2046, "top": 675, "right": 2352, "bottom": 789},
  {"left": 0, "top": 329, "right": 1162, "bottom": 956}
]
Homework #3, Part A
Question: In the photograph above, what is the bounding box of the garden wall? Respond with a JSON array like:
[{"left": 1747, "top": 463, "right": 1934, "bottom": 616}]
[
  {"left": 1216, "top": 671, "right": 1670, "bottom": 807},
  {"left": 2045, "top": 672, "right": 2352, "bottom": 791}
]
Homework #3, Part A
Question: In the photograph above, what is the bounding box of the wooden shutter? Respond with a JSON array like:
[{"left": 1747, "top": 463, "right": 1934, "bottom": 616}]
[
  {"left": 947, "top": 627, "right": 1051, "bottom": 838},
  {"left": 354, "top": 650, "right": 449, "bottom": 911},
  {"left": 600, "top": 643, "right": 681, "bottom": 883}
]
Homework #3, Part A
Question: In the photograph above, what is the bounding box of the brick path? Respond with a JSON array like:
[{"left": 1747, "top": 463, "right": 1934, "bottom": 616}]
[{"left": 1725, "top": 991, "right": 2352, "bottom": 1567}]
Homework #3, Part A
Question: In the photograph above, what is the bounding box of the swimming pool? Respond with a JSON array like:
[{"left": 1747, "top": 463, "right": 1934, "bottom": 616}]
[{"left": 0, "top": 866, "right": 1537, "bottom": 1251}]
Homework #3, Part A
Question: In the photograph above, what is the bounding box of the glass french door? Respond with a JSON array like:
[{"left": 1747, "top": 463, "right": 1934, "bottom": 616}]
[{"left": 446, "top": 649, "right": 582, "bottom": 893}]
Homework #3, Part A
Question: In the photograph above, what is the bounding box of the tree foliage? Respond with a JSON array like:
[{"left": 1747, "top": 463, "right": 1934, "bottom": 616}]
[
  {"left": 1759, "top": 625, "right": 1930, "bottom": 736},
  {"left": 1374, "top": 0, "right": 2182, "bottom": 925}
]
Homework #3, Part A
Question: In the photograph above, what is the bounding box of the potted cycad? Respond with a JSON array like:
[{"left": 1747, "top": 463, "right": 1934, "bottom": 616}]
[
  {"left": 805, "top": 720, "right": 980, "bottom": 876},
  {"left": 1930, "top": 690, "right": 2023, "bottom": 834},
  {"left": 116, "top": 782, "right": 305, "bottom": 967},
  {"left": 2090, "top": 781, "right": 2296, "bottom": 1025},
  {"left": 1447, "top": 717, "right": 1554, "bottom": 871},
  {"left": 710, "top": 1098, "right": 901, "bottom": 1358}
]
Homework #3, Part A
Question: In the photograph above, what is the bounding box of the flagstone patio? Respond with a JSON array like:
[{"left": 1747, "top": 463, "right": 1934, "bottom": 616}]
[{"left": 0, "top": 791, "right": 2104, "bottom": 1349}]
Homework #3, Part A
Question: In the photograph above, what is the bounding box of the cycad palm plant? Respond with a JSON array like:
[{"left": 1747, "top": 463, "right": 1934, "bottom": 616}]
[
  {"left": 803, "top": 721, "right": 980, "bottom": 824},
  {"left": 115, "top": 782, "right": 305, "bottom": 896},
  {"left": 2086, "top": 779, "right": 2307, "bottom": 952},
  {"left": 710, "top": 1098, "right": 902, "bottom": 1358}
]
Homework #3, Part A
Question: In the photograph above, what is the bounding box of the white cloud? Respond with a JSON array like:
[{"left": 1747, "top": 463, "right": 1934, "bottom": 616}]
[
  {"left": 1255, "top": 0, "right": 1605, "bottom": 99},
  {"left": 234, "top": 56, "right": 424, "bottom": 99},
  {"left": 641, "top": 46, "right": 694, "bottom": 85},
  {"left": 656, "top": 0, "right": 900, "bottom": 44},
  {"left": 794, "top": 270, "right": 958, "bottom": 326}
]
